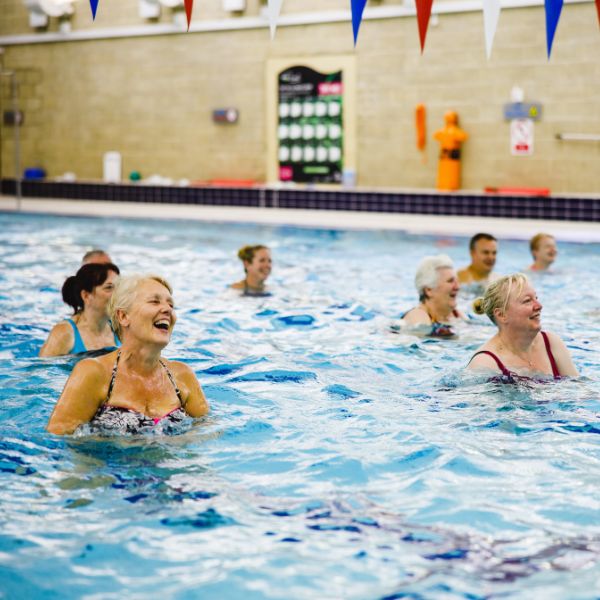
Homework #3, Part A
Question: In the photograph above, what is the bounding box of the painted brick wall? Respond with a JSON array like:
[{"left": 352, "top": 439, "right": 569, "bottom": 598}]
[{"left": 1, "top": 0, "right": 599, "bottom": 193}]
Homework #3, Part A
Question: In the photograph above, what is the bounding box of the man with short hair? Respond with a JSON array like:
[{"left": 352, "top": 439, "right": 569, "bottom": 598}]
[
  {"left": 457, "top": 233, "right": 498, "bottom": 287},
  {"left": 81, "top": 249, "right": 112, "bottom": 265}
]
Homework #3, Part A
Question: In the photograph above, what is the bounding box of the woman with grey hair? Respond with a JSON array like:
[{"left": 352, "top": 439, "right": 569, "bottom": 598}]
[
  {"left": 47, "top": 274, "right": 209, "bottom": 435},
  {"left": 402, "top": 254, "right": 464, "bottom": 336},
  {"left": 467, "top": 273, "right": 577, "bottom": 380}
]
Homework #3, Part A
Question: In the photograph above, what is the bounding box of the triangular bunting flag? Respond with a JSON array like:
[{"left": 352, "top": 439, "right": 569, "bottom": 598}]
[
  {"left": 544, "top": 0, "right": 563, "bottom": 57},
  {"left": 482, "top": 0, "right": 501, "bottom": 59},
  {"left": 89, "top": 0, "right": 99, "bottom": 20},
  {"left": 351, "top": 0, "right": 368, "bottom": 46},
  {"left": 415, "top": 0, "right": 434, "bottom": 53},
  {"left": 595, "top": 0, "right": 600, "bottom": 27},
  {"left": 267, "top": 0, "right": 283, "bottom": 40},
  {"left": 184, "top": 0, "right": 194, "bottom": 30}
]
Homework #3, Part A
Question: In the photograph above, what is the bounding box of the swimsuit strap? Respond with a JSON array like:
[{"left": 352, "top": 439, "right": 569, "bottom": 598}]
[
  {"left": 66, "top": 317, "right": 87, "bottom": 354},
  {"left": 541, "top": 331, "right": 560, "bottom": 379},
  {"left": 106, "top": 350, "right": 121, "bottom": 403},
  {"left": 469, "top": 350, "right": 512, "bottom": 377},
  {"left": 105, "top": 352, "right": 184, "bottom": 407},
  {"left": 159, "top": 360, "right": 185, "bottom": 407}
]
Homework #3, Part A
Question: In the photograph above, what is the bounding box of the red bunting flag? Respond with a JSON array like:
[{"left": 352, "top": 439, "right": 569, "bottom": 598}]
[
  {"left": 184, "top": 0, "right": 194, "bottom": 30},
  {"left": 596, "top": 0, "right": 600, "bottom": 27},
  {"left": 415, "top": 0, "right": 434, "bottom": 53},
  {"left": 89, "top": 0, "right": 99, "bottom": 20}
]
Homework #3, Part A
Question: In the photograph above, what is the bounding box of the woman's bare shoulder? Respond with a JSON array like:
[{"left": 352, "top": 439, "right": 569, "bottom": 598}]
[{"left": 402, "top": 306, "right": 431, "bottom": 325}]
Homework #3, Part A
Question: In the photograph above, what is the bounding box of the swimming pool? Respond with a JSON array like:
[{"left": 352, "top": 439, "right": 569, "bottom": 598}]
[{"left": 1, "top": 212, "right": 599, "bottom": 599}]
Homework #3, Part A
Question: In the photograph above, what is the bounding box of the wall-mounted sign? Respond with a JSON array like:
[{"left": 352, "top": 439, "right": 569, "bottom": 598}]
[
  {"left": 510, "top": 118, "right": 534, "bottom": 155},
  {"left": 503, "top": 102, "right": 542, "bottom": 121},
  {"left": 277, "top": 66, "right": 343, "bottom": 184},
  {"left": 3, "top": 110, "right": 24, "bottom": 126},
  {"left": 212, "top": 108, "right": 239, "bottom": 123}
]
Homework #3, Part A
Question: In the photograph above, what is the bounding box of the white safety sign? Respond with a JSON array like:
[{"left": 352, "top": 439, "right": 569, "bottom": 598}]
[{"left": 510, "top": 118, "right": 534, "bottom": 156}]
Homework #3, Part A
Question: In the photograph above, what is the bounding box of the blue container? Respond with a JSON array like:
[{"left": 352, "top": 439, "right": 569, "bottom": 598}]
[{"left": 23, "top": 167, "right": 46, "bottom": 180}]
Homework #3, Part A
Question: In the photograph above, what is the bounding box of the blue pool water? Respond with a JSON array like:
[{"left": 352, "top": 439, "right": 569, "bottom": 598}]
[{"left": 0, "top": 212, "right": 599, "bottom": 599}]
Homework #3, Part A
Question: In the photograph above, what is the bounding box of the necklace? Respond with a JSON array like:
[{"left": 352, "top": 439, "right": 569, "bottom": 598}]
[{"left": 499, "top": 341, "right": 534, "bottom": 368}]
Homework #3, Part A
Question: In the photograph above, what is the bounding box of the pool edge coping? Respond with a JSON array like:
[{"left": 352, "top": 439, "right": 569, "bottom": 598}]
[{"left": 2, "top": 195, "right": 600, "bottom": 242}]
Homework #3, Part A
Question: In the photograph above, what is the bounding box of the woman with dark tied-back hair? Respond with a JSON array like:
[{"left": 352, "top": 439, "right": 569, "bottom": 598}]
[
  {"left": 39, "top": 263, "right": 121, "bottom": 357},
  {"left": 467, "top": 273, "right": 578, "bottom": 381},
  {"left": 231, "top": 244, "right": 272, "bottom": 296}
]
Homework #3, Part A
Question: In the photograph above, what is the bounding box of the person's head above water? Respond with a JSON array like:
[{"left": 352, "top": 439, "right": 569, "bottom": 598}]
[
  {"left": 401, "top": 254, "right": 462, "bottom": 335},
  {"left": 414, "top": 254, "right": 459, "bottom": 303},
  {"left": 468, "top": 272, "right": 578, "bottom": 378},
  {"left": 232, "top": 244, "right": 272, "bottom": 294},
  {"left": 39, "top": 263, "right": 121, "bottom": 358},
  {"left": 469, "top": 233, "right": 497, "bottom": 275},
  {"left": 62, "top": 263, "right": 120, "bottom": 315},
  {"left": 458, "top": 233, "right": 498, "bottom": 286},
  {"left": 529, "top": 233, "right": 557, "bottom": 271},
  {"left": 472, "top": 273, "right": 535, "bottom": 328},
  {"left": 82, "top": 249, "right": 113, "bottom": 265},
  {"left": 47, "top": 273, "right": 209, "bottom": 436},
  {"left": 108, "top": 274, "right": 174, "bottom": 344}
]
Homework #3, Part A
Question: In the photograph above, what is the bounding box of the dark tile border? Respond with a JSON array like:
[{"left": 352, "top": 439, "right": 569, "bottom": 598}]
[{"left": 2, "top": 179, "right": 598, "bottom": 222}]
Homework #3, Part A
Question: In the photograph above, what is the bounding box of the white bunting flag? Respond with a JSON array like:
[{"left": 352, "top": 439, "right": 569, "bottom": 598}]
[
  {"left": 483, "top": 0, "right": 501, "bottom": 59},
  {"left": 268, "top": 0, "right": 283, "bottom": 39}
]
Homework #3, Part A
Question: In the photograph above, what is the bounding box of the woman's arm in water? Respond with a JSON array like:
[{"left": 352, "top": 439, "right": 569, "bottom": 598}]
[
  {"left": 546, "top": 331, "right": 579, "bottom": 377},
  {"left": 39, "top": 321, "right": 74, "bottom": 357},
  {"left": 170, "top": 361, "right": 210, "bottom": 418},
  {"left": 47, "top": 358, "right": 107, "bottom": 434}
]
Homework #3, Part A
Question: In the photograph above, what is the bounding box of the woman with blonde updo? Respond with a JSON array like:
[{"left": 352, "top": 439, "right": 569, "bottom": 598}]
[
  {"left": 231, "top": 244, "right": 272, "bottom": 296},
  {"left": 47, "top": 274, "right": 209, "bottom": 435},
  {"left": 467, "top": 273, "right": 577, "bottom": 380}
]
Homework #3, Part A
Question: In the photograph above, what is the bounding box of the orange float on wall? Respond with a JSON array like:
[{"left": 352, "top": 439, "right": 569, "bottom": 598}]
[
  {"left": 433, "top": 111, "right": 468, "bottom": 191},
  {"left": 415, "top": 104, "right": 427, "bottom": 152}
]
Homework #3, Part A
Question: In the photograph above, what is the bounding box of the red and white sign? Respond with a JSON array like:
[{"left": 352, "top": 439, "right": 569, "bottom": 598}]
[{"left": 510, "top": 118, "right": 534, "bottom": 156}]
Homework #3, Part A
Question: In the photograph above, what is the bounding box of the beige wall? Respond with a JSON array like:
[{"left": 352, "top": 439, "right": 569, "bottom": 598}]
[{"left": 1, "top": 0, "right": 599, "bottom": 193}]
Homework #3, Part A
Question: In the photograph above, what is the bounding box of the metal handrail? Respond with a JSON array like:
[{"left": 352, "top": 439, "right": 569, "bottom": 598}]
[{"left": 555, "top": 133, "right": 600, "bottom": 142}]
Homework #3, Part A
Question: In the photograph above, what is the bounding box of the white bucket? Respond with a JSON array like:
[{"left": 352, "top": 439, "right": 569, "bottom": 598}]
[{"left": 103, "top": 151, "right": 121, "bottom": 183}]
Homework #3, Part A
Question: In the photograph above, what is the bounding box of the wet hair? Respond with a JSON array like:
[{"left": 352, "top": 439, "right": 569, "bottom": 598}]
[
  {"left": 472, "top": 273, "right": 528, "bottom": 324},
  {"left": 61, "top": 263, "right": 120, "bottom": 315},
  {"left": 81, "top": 249, "right": 112, "bottom": 265},
  {"left": 415, "top": 254, "right": 455, "bottom": 302},
  {"left": 238, "top": 245, "right": 269, "bottom": 272},
  {"left": 238, "top": 245, "right": 268, "bottom": 263},
  {"left": 529, "top": 233, "right": 554, "bottom": 254},
  {"left": 469, "top": 233, "right": 497, "bottom": 251},
  {"left": 108, "top": 274, "right": 173, "bottom": 340}
]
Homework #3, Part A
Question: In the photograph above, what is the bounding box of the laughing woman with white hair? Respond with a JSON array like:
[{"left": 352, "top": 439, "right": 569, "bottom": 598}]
[
  {"left": 402, "top": 254, "right": 465, "bottom": 336},
  {"left": 47, "top": 274, "right": 209, "bottom": 435}
]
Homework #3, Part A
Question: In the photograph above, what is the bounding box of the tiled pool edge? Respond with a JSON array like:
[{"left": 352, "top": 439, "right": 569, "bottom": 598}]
[
  {"left": 2, "top": 179, "right": 599, "bottom": 222},
  {"left": 3, "top": 195, "right": 600, "bottom": 243}
]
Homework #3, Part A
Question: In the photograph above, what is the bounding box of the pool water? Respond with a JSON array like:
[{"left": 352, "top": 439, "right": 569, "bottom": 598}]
[{"left": 1, "top": 212, "right": 599, "bottom": 599}]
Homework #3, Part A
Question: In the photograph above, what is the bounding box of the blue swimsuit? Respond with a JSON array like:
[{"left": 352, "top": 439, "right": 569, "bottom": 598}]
[{"left": 66, "top": 318, "right": 120, "bottom": 354}]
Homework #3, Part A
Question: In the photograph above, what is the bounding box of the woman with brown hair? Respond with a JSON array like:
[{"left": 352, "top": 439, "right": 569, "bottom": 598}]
[{"left": 231, "top": 244, "right": 272, "bottom": 296}]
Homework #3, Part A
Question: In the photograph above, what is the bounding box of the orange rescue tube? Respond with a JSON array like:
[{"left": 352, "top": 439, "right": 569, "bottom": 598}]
[
  {"left": 415, "top": 104, "right": 426, "bottom": 152},
  {"left": 433, "top": 111, "right": 468, "bottom": 191}
]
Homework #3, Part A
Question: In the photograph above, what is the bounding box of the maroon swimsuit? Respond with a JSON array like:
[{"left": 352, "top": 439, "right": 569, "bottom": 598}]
[{"left": 469, "top": 331, "right": 561, "bottom": 382}]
